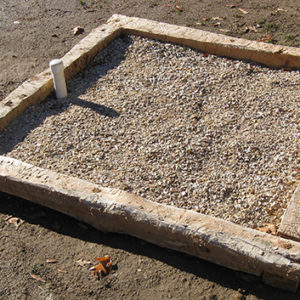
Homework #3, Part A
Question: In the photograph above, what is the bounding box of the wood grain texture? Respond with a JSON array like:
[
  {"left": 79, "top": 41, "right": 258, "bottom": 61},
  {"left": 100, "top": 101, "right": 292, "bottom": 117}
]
[
  {"left": 0, "top": 22, "right": 121, "bottom": 131},
  {"left": 1, "top": 15, "right": 300, "bottom": 291},
  {"left": 113, "top": 14, "right": 300, "bottom": 68},
  {"left": 279, "top": 184, "right": 300, "bottom": 241},
  {"left": 3, "top": 15, "right": 300, "bottom": 131},
  {"left": 1, "top": 156, "right": 300, "bottom": 291}
]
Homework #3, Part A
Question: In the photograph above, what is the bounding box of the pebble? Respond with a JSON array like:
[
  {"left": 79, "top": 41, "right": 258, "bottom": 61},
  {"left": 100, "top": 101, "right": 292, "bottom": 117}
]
[
  {"left": 1, "top": 35, "right": 299, "bottom": 228},
  {"left": 234, "top": 293, "right": 244, "bottom": 300}
]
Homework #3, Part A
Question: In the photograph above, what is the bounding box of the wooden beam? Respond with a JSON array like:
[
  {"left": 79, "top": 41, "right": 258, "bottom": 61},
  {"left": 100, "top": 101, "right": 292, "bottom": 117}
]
[
  {"left": 1, "top": 156, "right": 300, "bottom": 291},
  {"left": 279, "top": 184, "right": 300, "bottom": 241},
  {"left": 3, "top": 15, "right": 300, "bottom": 131},
  {"left": 113, "top": 14, "right": 300, "bottom": 68}
]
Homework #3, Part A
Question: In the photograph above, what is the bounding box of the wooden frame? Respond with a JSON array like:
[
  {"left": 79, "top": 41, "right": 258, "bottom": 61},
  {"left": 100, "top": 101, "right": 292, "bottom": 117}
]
[{"left": 0, "top": 15, "right": 299, "bottom": 291}]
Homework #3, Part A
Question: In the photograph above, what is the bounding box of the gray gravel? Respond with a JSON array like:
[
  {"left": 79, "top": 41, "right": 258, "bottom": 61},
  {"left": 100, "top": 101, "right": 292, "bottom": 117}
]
[{"left": 1, "top": 35, "right": 299, "bottom": 228}]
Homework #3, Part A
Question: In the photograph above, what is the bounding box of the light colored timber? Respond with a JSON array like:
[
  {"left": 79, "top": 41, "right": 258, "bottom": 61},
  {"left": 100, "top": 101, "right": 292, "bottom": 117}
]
[
  {"left": 1, "top": 15, "right": 300, "bottom": 291},
  {"left": 1, "top": 155, "right": 300, "bottom": 291},
  {"left": 279, "top": 184, "right": 300, "bottom": 241},
  {"left": 114, "top": 14, "right": 300, "bottom": 68},
  {"left": 0, "top": 21, "right": 121, "bottom": 131},
  {"left": 2, "top": 15, "right": 300, "bottom": 130}
]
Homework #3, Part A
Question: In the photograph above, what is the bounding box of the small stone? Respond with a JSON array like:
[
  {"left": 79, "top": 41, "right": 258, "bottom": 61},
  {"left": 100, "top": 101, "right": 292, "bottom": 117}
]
[
  {"left": 73, "top": 26, "right": 84, "bottom": 35},
  {"left": 234, "top": 293, "right": 244, "bottom": 300}
]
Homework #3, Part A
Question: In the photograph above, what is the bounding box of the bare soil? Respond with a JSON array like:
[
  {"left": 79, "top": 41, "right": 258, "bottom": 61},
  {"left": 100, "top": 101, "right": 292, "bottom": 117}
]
[{"left": 1, "top": 0, "right": 300, "bottom": 299}]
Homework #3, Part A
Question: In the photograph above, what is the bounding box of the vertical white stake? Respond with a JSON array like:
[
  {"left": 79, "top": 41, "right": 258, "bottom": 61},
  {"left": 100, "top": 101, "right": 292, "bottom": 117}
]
[{"left": 49, "top": 59, "right": 68, "bottom": 99}]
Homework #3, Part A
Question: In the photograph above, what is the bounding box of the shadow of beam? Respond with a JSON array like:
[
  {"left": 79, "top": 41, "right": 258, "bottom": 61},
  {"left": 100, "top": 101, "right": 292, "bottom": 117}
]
[
  {"left": 0, "top": 192, "right": 299, "bottom": 300},
  {"left": 0, "top": 34, "right": 135, "bottom": 154}
]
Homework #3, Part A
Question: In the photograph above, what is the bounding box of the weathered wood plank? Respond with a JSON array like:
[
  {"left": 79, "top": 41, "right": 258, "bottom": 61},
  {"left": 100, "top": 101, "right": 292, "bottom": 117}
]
[
  {"left": 1, "top": 15, "right": 300, "bottom": 291},
  {"left": 113, "top": 14, "right": 300, "bottom": 68},
  {"left": 1, "top": 156, "right": 300, "bottom": 291},
  {"left": 0, "top": 22, "right": 121, "bottom": 131},
  {"left": 3, "top": 15, "right": 300, "bottom": 132},
  {"left": 279, "top": 184, "right": 300, "bottom": 241}
]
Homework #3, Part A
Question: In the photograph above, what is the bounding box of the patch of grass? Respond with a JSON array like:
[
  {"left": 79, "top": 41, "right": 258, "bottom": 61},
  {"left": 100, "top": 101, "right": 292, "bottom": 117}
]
[
  {"left": 285, "top": 34, "right": 297, "bottom": 41},
  {"left": 79, "top": 0, "right": 85, "bottom": 6},
  {"left": 171, "top": 8, "right": 179, "bottom": 14},
  {"left": 265, "top": 22, "right": 279, "bottom": 33},
  {"left": 267, "top": 38, "right": 277, "bottom": 44},
  {"left": 172, "top": 8, "right": 183, "bottom": 15},
  {"left": 89, "top": 0, "right": 106, "bottom": 5}
]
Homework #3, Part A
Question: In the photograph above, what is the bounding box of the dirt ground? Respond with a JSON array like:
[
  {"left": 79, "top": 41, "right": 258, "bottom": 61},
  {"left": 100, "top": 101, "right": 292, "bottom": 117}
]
[{"left": 0, "top": 0, "right": 300, "bottom": 299}]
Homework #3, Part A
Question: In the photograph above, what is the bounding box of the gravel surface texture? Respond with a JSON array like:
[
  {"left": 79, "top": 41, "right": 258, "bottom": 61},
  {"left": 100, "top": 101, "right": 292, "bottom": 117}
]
[{"left": 1, "top": 35, "right": 299, "bottom": 228}]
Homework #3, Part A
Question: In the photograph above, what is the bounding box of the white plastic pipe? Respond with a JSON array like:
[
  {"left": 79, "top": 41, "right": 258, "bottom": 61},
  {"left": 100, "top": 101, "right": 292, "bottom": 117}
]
[{"left": 49, "top": 59, "right": 68, "bottom": 99}]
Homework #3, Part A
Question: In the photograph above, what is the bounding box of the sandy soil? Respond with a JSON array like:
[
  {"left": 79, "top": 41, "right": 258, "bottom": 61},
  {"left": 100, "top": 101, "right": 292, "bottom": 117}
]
[{"left": 1, "top": 0, "right": 300, "bottom": 299}]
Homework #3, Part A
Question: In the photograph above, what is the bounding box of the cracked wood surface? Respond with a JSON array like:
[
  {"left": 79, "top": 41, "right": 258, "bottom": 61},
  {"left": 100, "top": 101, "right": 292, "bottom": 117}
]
[
  {"left": 0, "top": 156, "right": 300, "bottom": 291},
  {"left": 2, "top": 15, "right": 300, "bottom": 131},
  {"left": 279, "top": 184, "right": 300, "bottom": 241},
  {"left": 1, "top": 15, "right": 300, "bottom": 292}
]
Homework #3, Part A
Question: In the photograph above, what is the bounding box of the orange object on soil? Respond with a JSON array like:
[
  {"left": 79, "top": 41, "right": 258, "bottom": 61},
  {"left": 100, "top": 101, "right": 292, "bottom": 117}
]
[{"left": 91, "top": 256, "right": 113, "bottom": 278}]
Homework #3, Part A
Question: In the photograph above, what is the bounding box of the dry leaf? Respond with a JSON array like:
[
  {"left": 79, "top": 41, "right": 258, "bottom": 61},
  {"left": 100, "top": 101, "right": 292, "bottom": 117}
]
[
  {"left": 76, "top": 259, "right": 92, "bottom": 267},
  {"left": 238, "top": 8, "right": 249, "bottom": 14},
  {"left": 90, "top": 256, "right": 113, "bottom": 278},
  {"left": 212, "top": 22, "right": 221, "bottom": 27},
  {"left": 226, "top": 4, "right": 236, "bottom": 8},
  {"left": 30, "top": 273, "right": 46, "bottom": 283},
  {"left": 94, "top": 256, "right": 111, "bottom": 263},
  {"left": 276, "top": 8, "right": 288, "bottom": 13},
  {"left": 57, "top": 268, "right": 68, "bottom": 273},
  {"left": 258, "top": 223, "right": 277, "bottom": 235},
  {"left": 73, "top": 26, "right": 84, "bottom": 35},
  {"left": 258, "top": 35, "right": 273, "bottom": 42},
  {"left": 212, "top": 17, "right": 223, "bottom": 21},
  {"left": 46, "top": 259, "right": 57, "bottom": 264},
  {"left": 90, "top": 262, "right": 107, "bottom": 276},
  {"left": 5, "top": 217, "right": 24, "bottom": 229}
]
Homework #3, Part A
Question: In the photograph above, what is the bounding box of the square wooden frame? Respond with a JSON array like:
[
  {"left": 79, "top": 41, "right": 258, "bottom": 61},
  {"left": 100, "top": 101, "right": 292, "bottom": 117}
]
[{"left": 1, "top": 15, "right": 299, "bottom": 291}]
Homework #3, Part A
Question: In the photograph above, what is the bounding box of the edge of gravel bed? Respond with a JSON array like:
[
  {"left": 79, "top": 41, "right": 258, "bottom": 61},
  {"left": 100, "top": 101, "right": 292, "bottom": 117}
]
[
  {"left": 0, "top": 15, "right": 300, "bottom": 291},
  {"left": 2, "top": 14, "right": 300, "bottom": 131},
  {"left": 1, "top": 155, "right": 300, "bottom": 292},
  {"left": 279, "top": 185, "right": 300, "bottom": 241}
]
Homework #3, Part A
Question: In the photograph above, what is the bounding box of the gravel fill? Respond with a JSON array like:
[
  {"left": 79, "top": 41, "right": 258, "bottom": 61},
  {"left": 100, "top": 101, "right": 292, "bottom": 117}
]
[{"left": 1, "top": 35, "right": 299, "bottom": 228}]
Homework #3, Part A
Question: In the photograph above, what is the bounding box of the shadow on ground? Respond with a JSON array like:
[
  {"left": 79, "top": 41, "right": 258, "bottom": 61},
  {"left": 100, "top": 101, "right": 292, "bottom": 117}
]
[
  {"left": 0, "top": 35, "right": 137, "bottom": 155},
  {"left": 0, "top": 192, "right": 299, "bottom": 300}
]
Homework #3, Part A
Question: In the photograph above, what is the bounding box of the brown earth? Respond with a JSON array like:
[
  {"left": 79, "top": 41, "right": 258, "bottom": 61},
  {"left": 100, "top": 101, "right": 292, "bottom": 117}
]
[{"left": 0, "top": 0, "right": 300, "bottom": 299}]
